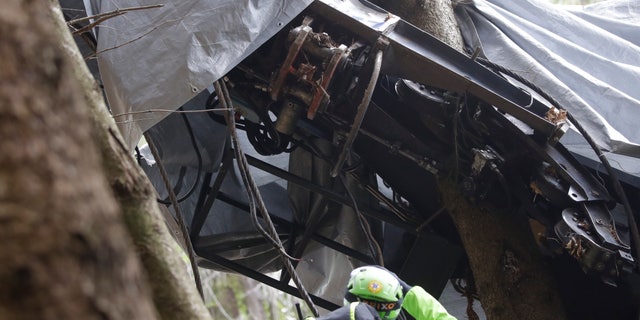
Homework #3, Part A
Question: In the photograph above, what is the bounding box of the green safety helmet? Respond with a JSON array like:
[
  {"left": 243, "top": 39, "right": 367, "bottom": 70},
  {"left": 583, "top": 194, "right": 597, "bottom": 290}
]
[{"left": 344, "top": 266, "right": 403, "bottom": 320}]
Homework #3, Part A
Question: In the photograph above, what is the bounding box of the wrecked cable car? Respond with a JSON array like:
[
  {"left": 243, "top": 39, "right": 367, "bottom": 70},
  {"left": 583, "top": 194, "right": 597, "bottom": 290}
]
[{"left": 78, "top": 0, "right": 640, "bottom": 318}]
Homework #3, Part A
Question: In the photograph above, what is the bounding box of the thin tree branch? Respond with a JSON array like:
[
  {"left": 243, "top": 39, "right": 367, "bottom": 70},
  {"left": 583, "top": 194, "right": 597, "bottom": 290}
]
[
  {"left": 67, "top": 4, "right": 164, "bottom": 34},
  {"left": 85, "top": 14, "right": 183, "bottom": 60},
  {"left": 67, "top": 3, "right": 164, "bottom": 24}
]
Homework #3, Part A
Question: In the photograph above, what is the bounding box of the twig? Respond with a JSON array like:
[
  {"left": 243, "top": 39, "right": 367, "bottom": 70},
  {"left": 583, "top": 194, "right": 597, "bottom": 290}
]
[
  {"left": 111, "top": 108, "right": 233, "bottom": 119},
  {"left": 144, "top": 132, "right": 204, "bottom": 299},
  {"left": 85, "top": 15, "right": 175, "bottom": 59},
  {"left": 67, "top": 4, "right": 164, "bottom": 34}
]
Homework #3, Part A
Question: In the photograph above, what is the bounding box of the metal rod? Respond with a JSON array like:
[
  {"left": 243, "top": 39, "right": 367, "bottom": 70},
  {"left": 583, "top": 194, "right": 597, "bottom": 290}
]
[
  {"left": 280, "top": 195, "right": 331, "bottom": 284},
  {"left": 244, "top": 153, "right": 419, "bottom": 232},
  {"left": 201, "top": 253, "right": 341, "bottom": 311},
  {"left": 215, "top": 191, "right": 376, "bottom": 263},
  {"left": 190, "top": 149, "right": 234, "bottom": 238}
]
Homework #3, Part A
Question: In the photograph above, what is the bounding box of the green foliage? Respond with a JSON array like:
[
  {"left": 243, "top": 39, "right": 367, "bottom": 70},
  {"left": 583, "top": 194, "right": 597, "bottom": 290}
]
[{"left": 201, "top": 270, "right": 315, "bottom": 320}]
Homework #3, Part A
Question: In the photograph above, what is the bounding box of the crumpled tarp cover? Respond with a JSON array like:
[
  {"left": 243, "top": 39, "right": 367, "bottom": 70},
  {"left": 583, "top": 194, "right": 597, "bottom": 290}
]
[
  {"left": 454, "top": 0, "right": 640, "bottom": 157},
  {"left": 85, "top": 0, "right": 313, "bottom": 150}
]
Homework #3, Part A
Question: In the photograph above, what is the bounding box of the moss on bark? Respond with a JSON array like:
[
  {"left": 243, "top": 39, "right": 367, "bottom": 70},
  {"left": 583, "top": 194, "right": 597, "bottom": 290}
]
[{"left": 48, "top": 2, "right": 211, "bottom": 319}]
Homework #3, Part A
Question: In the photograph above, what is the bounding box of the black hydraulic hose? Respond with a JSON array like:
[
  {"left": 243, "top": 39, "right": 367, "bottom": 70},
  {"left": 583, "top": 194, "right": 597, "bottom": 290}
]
[
  {"left": 566, "top": 111, "right": 640, "bottom": 271},
  {"left": 156, "top": 112, "right": 202, "bottom": 205}
]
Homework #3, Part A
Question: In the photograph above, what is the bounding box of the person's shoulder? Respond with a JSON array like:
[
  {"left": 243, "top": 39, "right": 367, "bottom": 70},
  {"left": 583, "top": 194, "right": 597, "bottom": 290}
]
[
  {"left": 312, "top": 302, "right": 382, "bottom": 320},
  {"left": 311, "top": 304, "right": 351, "bottom": 320},
  {"left": 354, "top": 302, "right": 382, "bottom": 319}
]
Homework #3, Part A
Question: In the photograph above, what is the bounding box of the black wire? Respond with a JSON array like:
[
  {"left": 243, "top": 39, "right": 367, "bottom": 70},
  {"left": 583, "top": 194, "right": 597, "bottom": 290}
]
[
  {"left": 134, "top": 146, "right": 144, "bottom": 166},
  {"left": 245, "top": 104, "right": 289, "bottom": 156},
  {"left": 476, "top": 58, "right": 554, "bottom": 106},
  {"left": 208, "top": 88, "right": 291, "bottom": 156},
  {"left": 245, "top": 121, "right": 281, "bottom": 155},
  {"left": 206, "top": 90, "right": 235, "bottom": 127},
  {"left": 155, "top": 111, "right": 203, "bottom": 205},
  {"left": 206, "top": 89, "right": 248, "bottom": 130}
]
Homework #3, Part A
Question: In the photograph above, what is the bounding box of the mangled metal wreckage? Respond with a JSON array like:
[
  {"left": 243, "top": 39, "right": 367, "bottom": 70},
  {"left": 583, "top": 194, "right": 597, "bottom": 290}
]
[{"left": 84, "top": 0, "right": 640, "bottom": 318}]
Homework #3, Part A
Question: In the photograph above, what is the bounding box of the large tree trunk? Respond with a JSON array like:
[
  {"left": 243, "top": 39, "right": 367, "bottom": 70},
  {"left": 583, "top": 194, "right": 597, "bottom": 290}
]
[
  {"left": 0, "top": 1, "right": 211, "bottom": 319},
  {"left": 373, "top": 0, "right": 464, "bottom": 50},
  {"left": 0, "top": 1, "right": 157, "bottom": 319},
  {"left": 48, "top": 1, "right": 212, "bottom": 319},
  {"left": 439, "top": 182, "right": 567, "bottom": 319},
  {"left": 371, "top": 1, "right": 568, "bottom": 319}
]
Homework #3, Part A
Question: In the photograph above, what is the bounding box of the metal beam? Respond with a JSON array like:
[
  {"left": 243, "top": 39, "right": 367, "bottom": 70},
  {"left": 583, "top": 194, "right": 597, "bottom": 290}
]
[{"left": 199, "top": 253, "right": 341, "bottom": 311}]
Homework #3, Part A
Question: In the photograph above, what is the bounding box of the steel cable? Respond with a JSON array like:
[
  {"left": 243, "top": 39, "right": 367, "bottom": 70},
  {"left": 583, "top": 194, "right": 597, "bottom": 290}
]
[{"left": 213, "top": 80, "right": 320, "bottom": 317}]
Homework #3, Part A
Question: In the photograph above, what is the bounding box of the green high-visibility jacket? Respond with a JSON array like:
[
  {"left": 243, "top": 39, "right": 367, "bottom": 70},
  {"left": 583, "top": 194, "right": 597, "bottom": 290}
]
[
  {"left": 307, "top": 286, "right": 456, "bottom": 320},
  {"left": 402, "top": 286, "right": 457, "bottom": 320}
]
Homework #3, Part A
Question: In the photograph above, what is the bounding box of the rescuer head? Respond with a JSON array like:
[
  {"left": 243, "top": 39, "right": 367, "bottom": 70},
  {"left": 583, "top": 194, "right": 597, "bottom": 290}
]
[{"left": 344, "top": 266, "right": 404, "bottom": 320}]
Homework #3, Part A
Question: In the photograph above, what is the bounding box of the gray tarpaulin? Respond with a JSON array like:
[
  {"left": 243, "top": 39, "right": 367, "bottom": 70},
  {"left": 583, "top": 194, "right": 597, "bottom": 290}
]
[
  {"left": 84, "top": 0, "right": 313, "bottom": 150},
  {"left": 454, "top": 0, "right": 640, "bottom": 156}
]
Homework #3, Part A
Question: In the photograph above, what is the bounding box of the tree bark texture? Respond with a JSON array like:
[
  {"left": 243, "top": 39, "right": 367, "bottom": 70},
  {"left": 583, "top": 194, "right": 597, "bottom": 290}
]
[
  {"left": 48, "top": 1, "right": 212, "bottom": 319},
  {"left": 0, "top": 1, "right": 157, "bottom": 319},
  {"left": 440, "top": 181, "right": 567, "bottom": 319},
  {"left": 371, "top": 0, "right": 464, "bottom": 50}
]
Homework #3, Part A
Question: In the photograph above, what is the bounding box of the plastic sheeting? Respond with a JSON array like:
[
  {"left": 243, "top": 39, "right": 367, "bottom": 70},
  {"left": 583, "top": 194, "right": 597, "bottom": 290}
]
[
  {"left": 84, "top": 0, "right": 313, "bottom": 150},
  {"left": 454, "top": 0, "right": 640, "bottom": 156}
]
